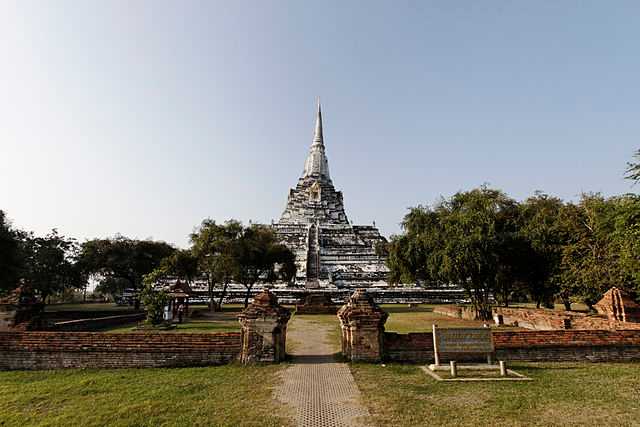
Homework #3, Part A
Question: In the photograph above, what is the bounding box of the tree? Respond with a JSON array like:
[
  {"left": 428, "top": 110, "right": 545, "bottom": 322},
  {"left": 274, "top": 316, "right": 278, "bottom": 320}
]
[
  {"left": 234, "top": 224, "right": 295, "bottom": 307},
  {"left": 0, "top": 210, "right": 23, "bottom": 295},
  {"left": 388, "top": 207, "right": 442, "bottom": 286},
  {"left": 437, "top": 187, "right": 521, "bottom": 319},
  {"left": 625, "top": 149, "right": 640, "bottom": 184},
  {"left": 144, "top": 249, "right": 200, "bottom": 294},
  {"left": 519, "top": 193, "right": 568, "bottom": 308},
  {"left": 559, "top": 194, "right": 622, "bottom": 309},
  {"left": 611, "top": 194, "right": 640, "bottom": 297},
  {"left": 79, "top": 237, "right": 175, "bottom": 305},
  {"left": 21, "top": 229, "right": 85, "bottom": 304},
  {"left": 387, "top": 187, "right": 522, "bottom": 318},
  {"left": 190, "top": 219, "right": 243, "bottom": 310},
  {"left": 493, "top": 231, "right": 533, "bottom": 307}
]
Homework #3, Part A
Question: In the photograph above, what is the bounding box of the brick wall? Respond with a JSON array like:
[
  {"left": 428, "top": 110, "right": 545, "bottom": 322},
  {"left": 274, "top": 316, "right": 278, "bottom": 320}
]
[
  {"left": 433, "top": 305, "right": 479, "bottom": 321},
  {"left": 493, "top": 307, "right": 640, "bottom": 331},
  {"left": 0, "top": 331, "right": 241, "bottom": 370},
  {"left": 382, "top": 329, "right": 640, "bottom": 363},
  {"left": 384, "top": 332, "right": 434, "bottom": 362},
  {"left": 493, "top": 329, "right": 640, "bottom": 362},
  {"left": 493, "top": 307, "right": 572, "bottom": 330},
  {"left": 432, "top": 306, "right": 461, "bottom": 318}
]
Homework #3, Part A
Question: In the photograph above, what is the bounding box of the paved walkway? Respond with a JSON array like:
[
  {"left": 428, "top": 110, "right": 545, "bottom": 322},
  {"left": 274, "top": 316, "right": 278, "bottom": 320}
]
[{"left": 275, "top": 317, "right": 371, "bottom": 427}]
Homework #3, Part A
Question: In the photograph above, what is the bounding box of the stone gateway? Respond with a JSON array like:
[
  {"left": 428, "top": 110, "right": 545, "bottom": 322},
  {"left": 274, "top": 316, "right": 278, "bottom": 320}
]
[{"left": 273, "top": 101, "right": 389, "bottom": 289}]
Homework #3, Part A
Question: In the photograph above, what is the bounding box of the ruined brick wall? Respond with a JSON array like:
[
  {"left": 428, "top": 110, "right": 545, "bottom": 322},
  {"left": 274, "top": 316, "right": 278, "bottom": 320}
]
[
  {"left": 493, "top": 307, "right": 640, "bottom": 330},
  {"left": 432, "top": 306, "right": 461, "bottom": 319},
  {"left": 383, "top": 330, "right": 640, "bottom": 363},
  {"left": 384, "top": 332, "right": 434, "bottom": 362},
  {"left": 493, "top": 330, "right": 640, "bottom": 362},
  {"left": 0, "top": 332, "right": 241, "bottom": 370},
  {"left": 493, "top": 307, "right": 572, "bottom": 330},
  {"left": 432, "top": 305, "right": 480, "bottom": 321}
]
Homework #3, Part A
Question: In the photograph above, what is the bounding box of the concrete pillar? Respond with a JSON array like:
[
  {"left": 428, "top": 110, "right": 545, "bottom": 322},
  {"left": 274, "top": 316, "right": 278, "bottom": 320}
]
[
  {"left": 499, "top": 361, "right": 507, "bottom": 377},
  {"left": 337, "top": 288, "right": 388, "bottom": 363},
  {"left": 238, "top": 289, "right": 291, "bottom": 364}
]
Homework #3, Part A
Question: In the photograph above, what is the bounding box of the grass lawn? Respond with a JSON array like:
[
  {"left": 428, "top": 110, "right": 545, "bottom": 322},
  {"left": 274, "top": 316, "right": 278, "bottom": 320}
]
[
  {"left": 103, "top": 319, "right": 242, "bottom": 334},
  {"left": 351, "top": 362, "right": 640, "bottom": 427},
  {"left": 102, "top": 305, "right": 245, "bottom": 334},
  {"left": 0, "top": 365, "right": 290, "bottom": 427},
  {"left": 381, "top": 304, "right": 521, "bottom": 333}
]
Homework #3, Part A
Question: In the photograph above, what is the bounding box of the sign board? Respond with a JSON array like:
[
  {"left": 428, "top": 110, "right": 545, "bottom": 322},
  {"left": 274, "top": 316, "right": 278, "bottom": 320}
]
[{"left": 435, "top": 327, "right": 494, "bottom": 354}]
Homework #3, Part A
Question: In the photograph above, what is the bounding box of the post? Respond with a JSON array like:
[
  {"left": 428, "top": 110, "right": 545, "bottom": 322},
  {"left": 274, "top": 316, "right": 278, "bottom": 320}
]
[
  {"left": 450, "top": 361, "right": 457, "bottom": 378},
  {"left": 238, "top": 289, "right": 291, "bottom": 364},
  {"left": 432, "top": 324, "right": 440, "bottom": 366},
  {"left": 487, "top": 353, "right": 493, "bottom": 365},
  {"left": 337, "top": 289, "right": 388, "bottom": 362},
  {"left": 499, "top": 361, "right": 507, "bottom": 377}
]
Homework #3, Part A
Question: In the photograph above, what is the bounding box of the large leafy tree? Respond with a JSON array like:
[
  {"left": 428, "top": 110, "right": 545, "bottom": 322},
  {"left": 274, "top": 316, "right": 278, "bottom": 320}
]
[
  {"left": 79, "top": 237, "right": 175, "bottom": 302},
  {"left": 190, "top": 219, "right": 243, "bottom": 310},
  {"left": 559, "top": 194, "right": 623, "bottom": 309},
  {"left": 21, "top": 229, "right": 85, "bottom": 303},
  {"left": 144, "top": 249, "right": 200, "bottom": 286},
  {"left": 610, "top": 194, "right": 640, "bottom": 297},
  {"left": 0, "top": 210, "right": 24, "bottom": 295},
  {"left": 387, "top": 187, "right": 523, "bottom": 318},
  {"left": 234, "top": 224, "right": 296, "bottom": 307},
  {"left": 386, "top": 207, "right": 442, "bottom": 286},
  {"left": 519, "top": 193, "right": 568, "bottom": 308},
  {"left": 437, "top": 187, "right": 521, "bottom": 319}
]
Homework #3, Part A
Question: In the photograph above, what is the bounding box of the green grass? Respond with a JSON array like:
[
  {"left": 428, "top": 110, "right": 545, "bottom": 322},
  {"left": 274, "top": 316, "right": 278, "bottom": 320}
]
[
  {"left": 102, "top": 306, "right": 244, "bottom": 334},
  {"left": 104, "top": 320, "right": 241, "bottom": 334},
  {"left": 351, "top": 362, "right": 640, "bottom": 427},
  {"left": 381, "top": 304, "right": 515, "bottom": 333},
  {"left": 0, "top": 365, "right": 290, "bottom": 427}
]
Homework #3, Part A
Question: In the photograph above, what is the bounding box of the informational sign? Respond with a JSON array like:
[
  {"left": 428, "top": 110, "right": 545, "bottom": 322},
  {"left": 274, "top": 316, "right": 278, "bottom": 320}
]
[{"left": 434, "top": 327, "right": 494, "bottom": 354}]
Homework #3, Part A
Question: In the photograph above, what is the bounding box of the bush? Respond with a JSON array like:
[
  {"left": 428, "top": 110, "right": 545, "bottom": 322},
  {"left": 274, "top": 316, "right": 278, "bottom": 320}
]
[{"left": 139, "top": 283, "right": 168, "bottom": 325}]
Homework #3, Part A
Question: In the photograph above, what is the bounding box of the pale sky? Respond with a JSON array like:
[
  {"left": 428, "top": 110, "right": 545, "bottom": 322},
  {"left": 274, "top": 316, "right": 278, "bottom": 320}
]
[{"left": 1, "top": 1, "right": 638, "bottom": 247}]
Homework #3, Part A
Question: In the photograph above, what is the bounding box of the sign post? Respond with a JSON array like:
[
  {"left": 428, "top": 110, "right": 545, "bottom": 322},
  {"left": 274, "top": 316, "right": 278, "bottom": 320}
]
[
  {"left": 432, "top": 324, "right": 440, "bottom": 367},
  {"left": 431, "top": 326, "right": 494, "bottom": 368}
]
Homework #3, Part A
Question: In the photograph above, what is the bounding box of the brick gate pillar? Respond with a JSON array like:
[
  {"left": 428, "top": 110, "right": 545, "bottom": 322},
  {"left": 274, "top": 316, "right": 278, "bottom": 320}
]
[
  {"left": 337, "top": 288, "right": 388, "bottom": 362},
  {"left": 238, "top": 289, "right": 291, "bottom": 364}
]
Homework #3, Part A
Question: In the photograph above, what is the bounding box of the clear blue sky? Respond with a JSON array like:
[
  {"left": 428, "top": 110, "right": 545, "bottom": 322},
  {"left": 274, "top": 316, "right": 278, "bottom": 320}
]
[{"left": 1, "top": 1, "right": 638, "bottom": 247}]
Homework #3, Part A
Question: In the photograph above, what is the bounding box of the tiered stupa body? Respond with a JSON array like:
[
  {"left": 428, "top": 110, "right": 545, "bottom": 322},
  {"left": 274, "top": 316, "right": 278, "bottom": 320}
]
[{"left": 273, "top": 102, "right": 389, "bottom": 288}]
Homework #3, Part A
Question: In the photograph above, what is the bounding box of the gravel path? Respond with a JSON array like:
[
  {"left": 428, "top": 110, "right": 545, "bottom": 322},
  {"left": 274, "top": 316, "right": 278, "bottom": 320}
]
[{"left": 275, "top": 317, "right": 371, "bottom": 427}]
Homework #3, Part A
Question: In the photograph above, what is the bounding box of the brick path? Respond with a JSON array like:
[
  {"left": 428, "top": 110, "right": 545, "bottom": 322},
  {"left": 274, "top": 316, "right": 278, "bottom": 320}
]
[{"left": 275, "top": 317, "right": 371, "bottom": 427}]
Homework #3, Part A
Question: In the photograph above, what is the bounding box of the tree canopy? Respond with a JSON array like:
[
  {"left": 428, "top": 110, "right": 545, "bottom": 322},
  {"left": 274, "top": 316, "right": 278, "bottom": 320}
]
[
  {"left": 78, "top": 237, "right": 175, "bottom": 297},
  {"left": 0, "top": 210, "right": 23, "bottom": 295},
  {"left": 20, "top": 229, "right": 85, "bottom": 302}
]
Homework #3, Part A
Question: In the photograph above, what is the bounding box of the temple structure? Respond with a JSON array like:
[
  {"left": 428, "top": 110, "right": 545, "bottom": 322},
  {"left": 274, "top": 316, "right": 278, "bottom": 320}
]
[{"left": 273, "top": 101, "right": 389, "bottom": 289}]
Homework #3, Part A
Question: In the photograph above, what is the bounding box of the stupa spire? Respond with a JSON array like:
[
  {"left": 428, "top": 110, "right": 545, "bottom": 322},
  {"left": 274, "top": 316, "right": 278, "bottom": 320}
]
[
  {"left": 312, "top": 97, "right": 323, "bottom": 146},
  {"left": 303, "top": 98, "right": 330, "bottom": 179}
]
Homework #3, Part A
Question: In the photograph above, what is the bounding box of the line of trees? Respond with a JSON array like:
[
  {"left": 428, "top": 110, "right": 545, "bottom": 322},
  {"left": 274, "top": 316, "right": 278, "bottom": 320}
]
[
  {"left": 383, "top": 150, "right": 640, "bottom": 319},
  {"left": 173, "top": 220, "right": 295, "bottom": 308},
  {"left": 0, "top": 216, "right": 295, "bottom": 311},
  {"left": 0, "top": 220, "right": 177, "bottom": 308}
]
